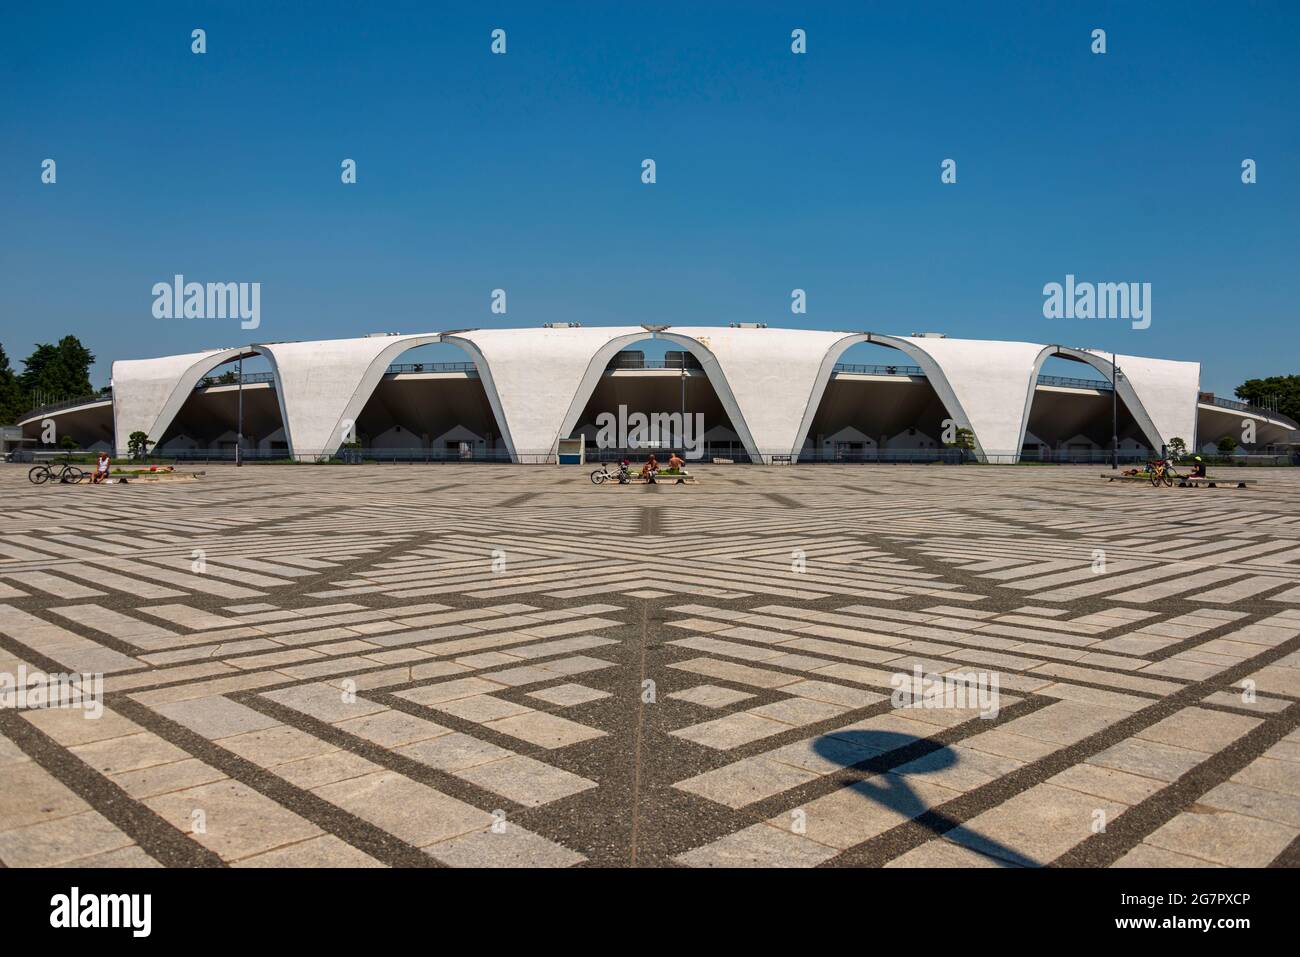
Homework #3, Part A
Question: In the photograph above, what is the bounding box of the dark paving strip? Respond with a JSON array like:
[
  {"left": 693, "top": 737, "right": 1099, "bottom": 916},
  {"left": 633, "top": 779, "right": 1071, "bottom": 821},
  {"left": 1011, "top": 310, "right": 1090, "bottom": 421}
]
[
  {"left": 499, "top": 492, "right": 536, "bottom": 507},
  {"left": 668, "top": 618, "right": 1182, "bottom": 705},
  {"left": 828, "top": 634, "right": 1300, "bottom": 867},
  {"left": 763, "top": 493, "right": 802, "bottom": 508},
  {"left": 951, "top": 506, "right": 1082, "bottom": 538},
  {"left": 634, "top": 572, "right": 1299, "bottom": 865},
  {"left": 0, "top": 709, "right": 224, "bottom": 867},
  {"left": 638, "top": 507, "right": 661, "bottom": 536},
  {"left": 646, "top": 695, "right": 1052, "bottom": 861},
  {"left": 1272, "top": 833, "right": 1300, "bottom": 867},
  {"left": 110, "top": 696, "right": 437, "bottom": 867},
  {"left": 414, "top": 484, "right": 463, "bottom": 495},
  {"left": 238, "top": 691, "right": 532, "bottom": 820},
  {"left": 873, "top": 519, "right": 1293, "bottom": 629},
  {"left": 1055, "top": 701, "right": 1300, "bottom": 867},
  {"left": 0, "top": 636, "right": 79, "bottom": 683},
  {"left": 628, "top": 602, "right": 650, "bottom": 865}
]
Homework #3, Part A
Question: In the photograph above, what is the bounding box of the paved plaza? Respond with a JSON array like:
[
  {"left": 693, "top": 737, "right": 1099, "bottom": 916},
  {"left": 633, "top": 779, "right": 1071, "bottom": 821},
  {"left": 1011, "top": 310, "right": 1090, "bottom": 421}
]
[{"left": 1, "top": 463, "right": 1298, "bottom": 868}]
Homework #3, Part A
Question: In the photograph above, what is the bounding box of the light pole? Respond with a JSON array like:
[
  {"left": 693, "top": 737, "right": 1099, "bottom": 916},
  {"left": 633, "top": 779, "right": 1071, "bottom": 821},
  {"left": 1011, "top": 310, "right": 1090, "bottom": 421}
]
[
  {"left": 680, "top": 359, "right": 687, "bottom": 456},
  {"left": 235, "top": 352, "right": 244, "bottom": 468},
  {"left": 1110, "top": 352, "right": 1119, "bottom": 470}
]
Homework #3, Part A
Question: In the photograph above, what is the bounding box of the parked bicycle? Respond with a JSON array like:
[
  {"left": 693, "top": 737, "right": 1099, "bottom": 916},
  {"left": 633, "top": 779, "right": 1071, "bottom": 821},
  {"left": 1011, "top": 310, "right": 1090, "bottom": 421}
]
[
  {"left": 1147, "top": 460, "right": 1181, "bottom": 488},
  {"left": 28, "top": 463, "right": 87, "bottom": 485},
  {"left": 590, "top": 462, "right": 631, "bottom": 485}
]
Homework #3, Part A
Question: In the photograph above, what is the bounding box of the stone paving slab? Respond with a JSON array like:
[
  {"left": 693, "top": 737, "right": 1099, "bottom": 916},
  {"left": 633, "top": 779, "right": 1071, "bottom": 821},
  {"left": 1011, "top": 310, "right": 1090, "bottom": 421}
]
[{"left": 1, "top": 463, "right": 1297, "bottom": 867}]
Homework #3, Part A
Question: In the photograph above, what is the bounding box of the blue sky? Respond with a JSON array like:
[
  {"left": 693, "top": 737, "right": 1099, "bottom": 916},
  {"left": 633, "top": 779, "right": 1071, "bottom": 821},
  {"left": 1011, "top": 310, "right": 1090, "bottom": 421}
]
[{"left": 2, "top": 1, "right": 1296, "bottom": 395}]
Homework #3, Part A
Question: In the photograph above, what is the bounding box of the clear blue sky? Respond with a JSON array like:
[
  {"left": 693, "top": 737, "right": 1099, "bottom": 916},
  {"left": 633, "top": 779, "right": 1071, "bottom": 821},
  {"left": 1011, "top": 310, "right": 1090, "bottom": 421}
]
[{"left": 2, "top": 1, "right": 1296, "bottom": 396}]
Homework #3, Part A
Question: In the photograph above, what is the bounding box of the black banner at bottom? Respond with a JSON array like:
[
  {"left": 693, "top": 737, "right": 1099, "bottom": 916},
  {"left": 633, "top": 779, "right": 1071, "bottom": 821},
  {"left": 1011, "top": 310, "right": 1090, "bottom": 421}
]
[{"left": 0, "top": 866, "right": 1285, "bottom": 943}]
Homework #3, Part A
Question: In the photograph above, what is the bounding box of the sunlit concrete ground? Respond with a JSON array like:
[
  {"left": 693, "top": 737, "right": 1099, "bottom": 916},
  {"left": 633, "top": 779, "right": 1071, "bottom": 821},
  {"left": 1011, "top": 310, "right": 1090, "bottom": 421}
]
[{"left": 1, "top": 463, "right": 1297, "bottom": 867}]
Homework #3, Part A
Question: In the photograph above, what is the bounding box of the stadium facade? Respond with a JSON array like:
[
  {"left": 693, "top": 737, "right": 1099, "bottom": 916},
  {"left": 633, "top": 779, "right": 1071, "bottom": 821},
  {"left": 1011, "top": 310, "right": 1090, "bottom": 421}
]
[{"left": 17, "top": 325, "right": 1299, "bottom": 463}]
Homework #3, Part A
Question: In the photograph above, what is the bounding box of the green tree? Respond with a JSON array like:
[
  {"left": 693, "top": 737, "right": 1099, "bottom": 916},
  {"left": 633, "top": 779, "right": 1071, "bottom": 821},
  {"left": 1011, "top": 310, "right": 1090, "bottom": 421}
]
[
  {"left": 1167, "top": 437, "right": 1187, "bottom": 461},
  {"left": 1217, "top": 435, "right": 1238, "bottom": 454},
  {"left": 944, "top": 426, "right": 976, "bottom": 462},
  {"left": 1234, "top": 375, "right": 1300, "bottom": 421},
  {"left": 19, "top": 336, "right": 96, "bottom": 405},
  {"left": 127, "top": 431, "right": 154, "bottom": 460},
  {"left": 942, "top": 426, "right": 975, "bottom": 450},
  {"left": 59, "top": 434, "right": 78, "bottom": 456},
  {"left": 0, "top": 344, "right": 24, "bottom": 424}
]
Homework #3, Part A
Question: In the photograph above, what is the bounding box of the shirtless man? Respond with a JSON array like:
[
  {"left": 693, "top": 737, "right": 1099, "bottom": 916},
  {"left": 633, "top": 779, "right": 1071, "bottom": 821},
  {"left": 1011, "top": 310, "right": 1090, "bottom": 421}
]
[{"left": 92, "top": 451, "right": 111, "bottom": 484}]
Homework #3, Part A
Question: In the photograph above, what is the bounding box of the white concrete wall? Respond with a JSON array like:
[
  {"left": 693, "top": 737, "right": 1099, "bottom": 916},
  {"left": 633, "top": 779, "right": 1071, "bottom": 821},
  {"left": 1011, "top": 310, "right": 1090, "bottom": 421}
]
[
  {"left": 551, "top": 329, "right": 766, "bottom": 462},
  {"left": 1105, "top": 351, "right": 1201, "bottom": 450},
  {"left": 453, "top": 326, "right": 645, "bottom": 463},
  {"left": 257, "top": 334, "right": 440, "bottom": 459},
  {"left": 791, "top": 333, "right": 1043, "bottom": 462},
  {"left": 1020, "top": 347, "right": 1180, "bottom": 458},
  {"left": 111, "top": 348, "right": 245, "bottom": 457},
  {"left": 881, "top": 336, "right": 1046, "bottom": 460},
  {"left": 109, "top": 328, "right": 1208, "bottom": 465},
  {"left": 671, "top": 326, "right": 846, "bottom": 460}
]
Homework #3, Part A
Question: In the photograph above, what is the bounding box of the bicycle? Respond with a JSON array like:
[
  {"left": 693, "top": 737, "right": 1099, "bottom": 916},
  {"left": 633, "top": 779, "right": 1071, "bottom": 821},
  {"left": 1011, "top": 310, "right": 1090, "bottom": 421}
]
[
  {"left": 590, "top": 463, "right": 630, "bottom": 485},
  {"left": 1147, "top": 460, "right": 1179, "bottom": 488},
  {"left": 28, "top": 463, "right": 87, "bottom": 485}
]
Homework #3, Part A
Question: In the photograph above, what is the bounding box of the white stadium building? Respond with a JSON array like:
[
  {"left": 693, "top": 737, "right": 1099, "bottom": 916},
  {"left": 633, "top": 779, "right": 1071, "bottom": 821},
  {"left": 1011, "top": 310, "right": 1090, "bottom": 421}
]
[{"left": 16, "top": 325, "right": 1298, "bottom": 464}]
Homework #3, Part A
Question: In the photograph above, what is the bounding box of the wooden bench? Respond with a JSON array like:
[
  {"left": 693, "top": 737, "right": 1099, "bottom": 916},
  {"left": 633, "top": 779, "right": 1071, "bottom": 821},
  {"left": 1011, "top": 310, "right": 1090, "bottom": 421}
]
[
  {"left": 1175, "top": 476, "right": 1254, "bottom": 489},
  {"left": 111, "top": 471, "right": 205, "bottom": 484},
  {"left": 629, "top": 473, "right": 698, "bottom": 485},
  {"left": 1099, "top": 473, "right": 1254, "bottom": 489}
]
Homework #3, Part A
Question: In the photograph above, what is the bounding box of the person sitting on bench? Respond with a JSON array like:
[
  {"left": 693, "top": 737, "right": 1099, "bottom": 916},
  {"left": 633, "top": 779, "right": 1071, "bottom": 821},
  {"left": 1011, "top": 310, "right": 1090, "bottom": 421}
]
[
  {"left": 1190, "top": 455, "right": 1207, "bottom": 478},
  {"left": 92, "top": 451, "right": 111, "bottom": 484},
  {"left": 668, "top": 452, "right": 685, "bottom": 472},
  {"left": 641, "top": 454, "right": 659, "bottom": 482}
]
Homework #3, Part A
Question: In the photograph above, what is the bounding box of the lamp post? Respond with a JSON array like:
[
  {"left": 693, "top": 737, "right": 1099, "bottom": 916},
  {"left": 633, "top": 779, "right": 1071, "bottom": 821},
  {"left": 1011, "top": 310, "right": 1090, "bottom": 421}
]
[
  {"left": 1110, "top": 352, "right": 1119, "bottom": 470},
  {"left": 235, "top": 352, "right": 244, "bottom": 468},
  {"left": 680, "top": 360, "right": 687, "bottom": 425}
]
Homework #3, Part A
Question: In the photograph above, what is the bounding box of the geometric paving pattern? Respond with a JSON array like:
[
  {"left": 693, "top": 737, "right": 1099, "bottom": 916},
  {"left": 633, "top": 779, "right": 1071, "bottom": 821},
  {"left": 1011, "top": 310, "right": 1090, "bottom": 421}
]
[{"left": 2, "top": 463, "right": 1297, "bottom": 867}]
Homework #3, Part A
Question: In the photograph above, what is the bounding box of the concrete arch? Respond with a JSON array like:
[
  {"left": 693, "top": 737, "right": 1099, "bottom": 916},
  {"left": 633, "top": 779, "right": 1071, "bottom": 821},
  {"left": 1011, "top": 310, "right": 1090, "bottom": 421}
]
[
  {"left": 670, "top": 326, "right": 848, "bottom": 459},
  {"left": 1018, "top": 346, "right": 1169, "bottom": 455},
  {"left": 107, "top": 328, "right": 1207, "bottom": 464},
  {"left": 555, "top": 330, "right": 764, "bottom": 463},
  {"left": 449, "top": 326, "right": 651, "bottom": 463},
  {"left": 1104, "top": 351, "right": 1200, "bottom": 451},
  {"left": 439, "top": 333, "right": 522, "bottom": 461},
  {"left": 256, "top": 334, "right": 455, "bottom": 459},
  {"left": 792, "top": 334, "right": 1045, "bottom": 462},
  {"left": 17, "top": 396, "right": 113, "bottom": 430},
  {"left": 111, "top": 347, "right": 256, "bottom": 457}
]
